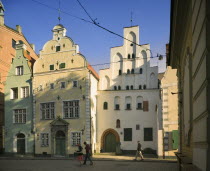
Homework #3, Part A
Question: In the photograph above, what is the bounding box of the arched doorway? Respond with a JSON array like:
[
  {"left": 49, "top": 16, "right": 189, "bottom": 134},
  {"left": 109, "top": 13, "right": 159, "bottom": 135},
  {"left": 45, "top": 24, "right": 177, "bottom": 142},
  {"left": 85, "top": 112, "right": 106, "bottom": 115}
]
[
  {"left": 101, "top": 129, "right": 120, "bottom": 152},
  {"left": 17, "top": 133, "right": 25, "bottom": 154},
  {"left": 55, "top": 130, "right": 66, "bottom": 156}
]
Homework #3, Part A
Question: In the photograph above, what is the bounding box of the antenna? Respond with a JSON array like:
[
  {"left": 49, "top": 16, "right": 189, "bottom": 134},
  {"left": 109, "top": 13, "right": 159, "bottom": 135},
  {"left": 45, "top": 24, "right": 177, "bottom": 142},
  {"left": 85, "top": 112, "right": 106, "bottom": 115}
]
[
  {"left": 58, "top": 0, "right": 61, "bottom": 24},
  {"left": 130, "top": 11, "right": 133, "bottom": 26}
]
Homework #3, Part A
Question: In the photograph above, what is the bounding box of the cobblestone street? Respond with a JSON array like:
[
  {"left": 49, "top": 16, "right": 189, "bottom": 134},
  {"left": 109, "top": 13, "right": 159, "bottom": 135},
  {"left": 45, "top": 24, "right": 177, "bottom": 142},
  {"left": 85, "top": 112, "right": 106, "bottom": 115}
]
[{"left": 0, "top": 159, "right": 178, "bottom": 171}]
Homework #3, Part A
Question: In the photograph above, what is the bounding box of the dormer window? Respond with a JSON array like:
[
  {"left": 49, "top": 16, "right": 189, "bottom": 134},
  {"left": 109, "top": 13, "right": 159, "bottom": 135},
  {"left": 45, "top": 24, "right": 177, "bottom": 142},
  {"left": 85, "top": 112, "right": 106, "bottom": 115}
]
[
  {"left": 16, "top": 66, "right": 23, "bottom": 75},
  {"left": 56, "top": 46, "right": 60, "bottom": 52}
]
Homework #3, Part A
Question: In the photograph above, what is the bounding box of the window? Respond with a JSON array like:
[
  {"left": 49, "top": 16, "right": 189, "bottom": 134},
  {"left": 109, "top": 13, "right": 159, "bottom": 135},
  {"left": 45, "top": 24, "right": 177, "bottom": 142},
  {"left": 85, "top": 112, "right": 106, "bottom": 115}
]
[
  {"left": 41, "top": 133, "right": 49, "bottom": 147},
  {"left": 11, "top": 87, "right": 18, "bottom": 99},
  {"left": 137, "top": 103, "right": 142, "bottom": 110},
  {"left": 126, "top": 86, "right": 129, "bottom": 90},
  {"left": 39, "top": 85, "right": 43, "bottom": 91},
  {"left": 131, "top": 69, "right": 134, "bottom": 74},
  {"left": 124, "top": 128, "right": 132, "bottom": 141},
  {"left": 50, "top": 65, "right": 54, "bottom": 70},
  {"left": 114, "top": 86, "right": 117, "bottom": 90},
  {"left": 115, "top": 104, "right": 120, "bottom": 110},
  {"left": 128, "top": 54, "right": 131, "bottom": 59},
  {"left": 140, "top": 68, "right": 143, "bottom": 74},
  {"left": 56, "top": 46, "right": 60, "bottom": 52},
  {"left": 126, "top": 104, "right": 131, "bottom": 110},
  {"left": 127, "top": 69, "right": 130, "bottom": 74},
  {"left": 118, "top": 86, "right": 121, "bottom": 90},
  {"left": 50, "top": 83, "right": 54, "bottom": 89},
  {"left": 21, "top": 86, "right": 29, "bottom": 98},
  {"left": 119, "top": 70, "right": 122, "bottom": 75},
  {"left": 40, "top": 102, "right": 55, "bottom": 119},
  {"left": 103, "top": 102, "right": 108, "bottom": 110},
  {"left": 132, "top": 53, "right": 135, "bottom": 58},
  {"left": 143, "top": 85, "right": 146, "bottom": 89},
  {"left": 125, "top": 96, "right": 132, "bottom": 110},
  {"left": 12, "top": 39, "right": 16, "bottom": 48},
  {"left": 63, "top": 100, "right": 79, "bottom": 118},
  {"left": 14, "top": 109, "right": 26, "bottom": 124},
  {"left": 116, "top": 119, "right": 120, "bottom": 128},
  {"left": 73, "top": 81, "right": 78, "bottom": 88},
  {"left": 137, "top": 96, "right": 143, "bottom": 110},
  {"left": 59, "top": 63, "right": 65, "bottom": 69},
  {"left": 139, "top": 85, "right": 142, "bottom": 89},
  {"left": 144, "top": 128, "right": 153, "bottom": 141},
  {"left": 130, "top": 85, "right": 133, "bottom": 90},
  {"left": 16, "top": 66, "right": 23, "bottom": 75},
  {"left": 136, "top": 124, "right": 140, "bottom": 130},
  {"left": 60, "top": 82, "right": 66, "bottom": 89},
  {"left": 71, "top": 132, "right": 81, "bottom": 146}
]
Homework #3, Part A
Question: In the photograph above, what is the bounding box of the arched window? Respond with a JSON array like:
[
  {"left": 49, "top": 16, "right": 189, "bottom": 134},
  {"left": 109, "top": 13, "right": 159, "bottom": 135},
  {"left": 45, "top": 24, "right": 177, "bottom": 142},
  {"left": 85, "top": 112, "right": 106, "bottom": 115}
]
[
  {"left": 131, "top": 85, "right": 134, "bottom": 90},
  {"left": 139, "top": 85, "right": 142, "bottom": 89},
  {"left": 116, "top": 119, "right": 120, "bottom": 128},
  {"left": 140, "top": 68, "right": 143, "bottom": 74},
  {"left": 114, "top": 96, "right": 120, "bottom": 110},
  {"left": 118, "top": 86, "right": 121, "bottom": 90},
  {"left": 127, "top": 69, "right": 130, "bottom": 74},
  {"left": 103, "top": 102, "right": 108, "bottom": 110},
  {"left": 125, "top": 96, "right": 132, "bottom": 110},
  {"left": 126, "top": 86, "right": 129, "bottom": 90},
  {"left": 114, "top": 86, "right": 117, "bottom": 90},
  {"left": 131, "top": 69, "right": 134, "bottom": 74},
  {"left": 143, "top": 85, "right": 146, "bottom": 89},
  {"left": 137, "top": 96, "right": 143, "bottom": 110},
  {"left": 132, "top": 53, "right": 135, "bottom": 58},
  {"left": 119, "top": 70, "right": 122, "bottom": 75},
  {"left": 128, "top": 54, "right": 131, "bottom": 59}
]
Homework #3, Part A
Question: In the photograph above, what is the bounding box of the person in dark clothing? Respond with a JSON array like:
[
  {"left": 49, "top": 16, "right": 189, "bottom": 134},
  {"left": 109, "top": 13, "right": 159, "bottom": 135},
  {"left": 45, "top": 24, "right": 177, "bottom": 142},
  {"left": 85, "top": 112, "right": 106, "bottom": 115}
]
[
  {"left": 83, "top": 142, "right": 93, "bottom": 165},
  {"left": 134, "top": 141, "right": 144, "bottom": 161},
  {"left": 76, "top": 144, "right": 83, "bottom": 153}
]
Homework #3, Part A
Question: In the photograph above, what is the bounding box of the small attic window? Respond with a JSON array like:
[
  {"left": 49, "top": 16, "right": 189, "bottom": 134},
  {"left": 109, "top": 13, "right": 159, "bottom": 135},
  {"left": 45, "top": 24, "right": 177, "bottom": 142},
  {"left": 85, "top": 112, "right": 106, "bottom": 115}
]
[{"left": 56, "top": 46, "right": 60, "bottom": 52}]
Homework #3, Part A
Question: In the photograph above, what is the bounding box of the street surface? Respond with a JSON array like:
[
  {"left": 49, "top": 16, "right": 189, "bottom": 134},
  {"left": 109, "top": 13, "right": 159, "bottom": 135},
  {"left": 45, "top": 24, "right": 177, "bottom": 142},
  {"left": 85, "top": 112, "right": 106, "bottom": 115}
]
[{"left": 0, "top": 160, "right": 178, "bottom": 171}]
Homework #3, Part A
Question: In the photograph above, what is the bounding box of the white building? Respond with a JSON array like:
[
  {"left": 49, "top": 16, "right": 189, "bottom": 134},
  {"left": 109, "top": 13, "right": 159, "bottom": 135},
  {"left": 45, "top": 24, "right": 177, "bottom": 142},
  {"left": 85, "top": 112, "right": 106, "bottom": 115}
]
[{"left": 96, "top": 26, "right": 162, "bottom": 155}]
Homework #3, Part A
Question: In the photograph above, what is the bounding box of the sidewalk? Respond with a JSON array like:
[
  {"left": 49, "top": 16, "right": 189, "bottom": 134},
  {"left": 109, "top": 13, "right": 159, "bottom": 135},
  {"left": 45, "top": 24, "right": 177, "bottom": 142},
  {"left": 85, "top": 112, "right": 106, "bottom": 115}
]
[{"left": 0, "top": 154, "right": 177, "bottom": 163}]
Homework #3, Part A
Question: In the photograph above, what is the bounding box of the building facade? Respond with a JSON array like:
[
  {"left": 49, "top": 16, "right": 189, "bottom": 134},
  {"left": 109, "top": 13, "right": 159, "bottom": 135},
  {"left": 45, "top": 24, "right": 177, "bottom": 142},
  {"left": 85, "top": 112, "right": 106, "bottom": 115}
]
[
  {"left": 96, "top": 26, "right": 161, "bottom": 155},
  {"left": 4, "top": 41, "right": 35, "bottom": 154},
  {"left": 33, "top": 24, "right": 98, "bottom": 156},
  {"left": 0, "top": 1, "right": 38, "bottom": 153},
  {"left": 169, "top": 0, "right": 210, "bottom": 170},
  {"left": 160, "top": 66, "right": 178, "bottom": 157}
]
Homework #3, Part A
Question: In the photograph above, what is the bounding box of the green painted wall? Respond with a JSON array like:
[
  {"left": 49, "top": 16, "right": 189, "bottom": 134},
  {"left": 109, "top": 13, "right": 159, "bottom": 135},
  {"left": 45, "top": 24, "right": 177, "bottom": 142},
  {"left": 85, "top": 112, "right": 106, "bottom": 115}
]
[{"left": 4, "top": 44, "right": 34, "bottom": 154}]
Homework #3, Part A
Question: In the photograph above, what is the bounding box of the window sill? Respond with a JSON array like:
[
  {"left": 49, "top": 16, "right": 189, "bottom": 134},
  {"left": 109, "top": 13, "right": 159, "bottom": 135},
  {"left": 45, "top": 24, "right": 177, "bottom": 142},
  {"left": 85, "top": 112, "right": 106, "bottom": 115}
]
[
  {"left": 114, "top": 109, "right": 120, "bottom": 110},
  {"left": 125, "top": 109, "right": 132, "bottom": 110}
]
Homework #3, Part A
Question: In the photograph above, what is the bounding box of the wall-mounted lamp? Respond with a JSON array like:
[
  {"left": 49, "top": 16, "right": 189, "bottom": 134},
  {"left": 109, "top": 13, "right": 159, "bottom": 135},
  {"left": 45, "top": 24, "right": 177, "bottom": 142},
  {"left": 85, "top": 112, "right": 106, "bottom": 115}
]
[{"left": 81, "top": 126, "right": 85, "bottom": 135}]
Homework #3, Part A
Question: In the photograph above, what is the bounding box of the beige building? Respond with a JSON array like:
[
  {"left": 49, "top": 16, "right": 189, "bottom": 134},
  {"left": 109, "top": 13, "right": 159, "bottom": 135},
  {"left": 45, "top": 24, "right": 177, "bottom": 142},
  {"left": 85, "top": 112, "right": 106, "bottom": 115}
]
[
  {"left": 169, "top": 0, "right": 210, "bottom": 170},
  {"left": 33, "top": 24, "right": 98, "bottom": 156},
  {"left": 161, "top": 66, "right": 178, "bottom": 157}
]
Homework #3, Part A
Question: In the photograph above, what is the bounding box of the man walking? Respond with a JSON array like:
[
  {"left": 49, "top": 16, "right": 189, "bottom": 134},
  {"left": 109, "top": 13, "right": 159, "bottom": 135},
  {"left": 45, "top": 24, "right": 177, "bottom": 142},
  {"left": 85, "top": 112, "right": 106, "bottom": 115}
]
[
  {"left": 83, "top": 142, "right": 93, "bottom": 165},
  {"left": 135, "top": 141, "right": 144, "bottom": 161}
]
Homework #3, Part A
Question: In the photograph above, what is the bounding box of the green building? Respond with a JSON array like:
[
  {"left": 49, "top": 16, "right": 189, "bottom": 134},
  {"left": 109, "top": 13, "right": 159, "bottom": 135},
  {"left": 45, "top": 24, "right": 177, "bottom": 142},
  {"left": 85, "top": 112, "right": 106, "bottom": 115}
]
[{"left": 4, "top": 41, "right": 36, "bottom": 155}]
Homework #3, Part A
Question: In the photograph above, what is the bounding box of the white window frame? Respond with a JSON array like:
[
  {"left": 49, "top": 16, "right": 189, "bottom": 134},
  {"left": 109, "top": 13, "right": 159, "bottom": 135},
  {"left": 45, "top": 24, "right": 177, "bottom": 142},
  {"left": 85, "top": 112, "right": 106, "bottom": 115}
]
[
  {"left": 16, "top": 66, "right": 23, "bottom": 75},
  {"left": 13, "top": 109, "right": 26, "bottom": 124},
  {"left": 40, "top": 102, "right": 55, "bottom": 120},
  {"left": 21, "top": 86, "right": 29, "bottom": 98},
  {"left": 71, "top": 132, "right": 81, "bottom": 146},
  {"left": 40, "top": 133, "right": 49, "bottom": 147},
  {"left": 63, "top": 100, "right": 79, "bottom": 119},
  {"left": 72, "top": 80, "right": 78, "bottom": 88},
  {"left": 10, "top": 87, "right": 18, "bottom": 99}
]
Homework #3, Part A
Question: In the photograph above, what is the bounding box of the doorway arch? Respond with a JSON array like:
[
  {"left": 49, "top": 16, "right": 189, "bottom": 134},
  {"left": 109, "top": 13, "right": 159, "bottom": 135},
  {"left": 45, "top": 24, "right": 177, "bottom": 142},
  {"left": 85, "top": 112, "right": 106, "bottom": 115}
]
[
  {"left": 55, "top": 130, "right": 66, "bottom": 156},
  {"left": 101, "top": 129, "right": 120, "bottom": 152},
  {"left": 17, "top": 133, "right": 25, "bottom": 154}
]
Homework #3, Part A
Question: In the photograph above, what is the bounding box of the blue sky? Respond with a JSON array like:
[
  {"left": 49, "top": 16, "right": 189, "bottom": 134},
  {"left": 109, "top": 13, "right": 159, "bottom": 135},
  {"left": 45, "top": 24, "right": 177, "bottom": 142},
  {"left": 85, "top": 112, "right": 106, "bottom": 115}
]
[{"left": 3, "top": 0, "right": 170, "bottom": 73}]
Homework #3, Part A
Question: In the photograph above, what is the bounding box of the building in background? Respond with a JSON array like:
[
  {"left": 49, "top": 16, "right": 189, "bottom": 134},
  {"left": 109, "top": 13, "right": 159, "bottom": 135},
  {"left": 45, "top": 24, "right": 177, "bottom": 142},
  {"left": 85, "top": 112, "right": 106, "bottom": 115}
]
[
  {"left": 0, "top": 1, "right": 38, "bottom": 153},
  {"left": 33, "top": 24, "right": 98, "bottom": 156},
  {"left": 160, "top": 66, "right": 178, "bottom": 158},
  {"left": 4, "top": 41, "right": 35, "bottom": 155},
  {"left": 169, "top": 0, "right": 210, "bottom": 170},
  {"left": 96, "top": 26, "right": 162, "bottom": 155}
]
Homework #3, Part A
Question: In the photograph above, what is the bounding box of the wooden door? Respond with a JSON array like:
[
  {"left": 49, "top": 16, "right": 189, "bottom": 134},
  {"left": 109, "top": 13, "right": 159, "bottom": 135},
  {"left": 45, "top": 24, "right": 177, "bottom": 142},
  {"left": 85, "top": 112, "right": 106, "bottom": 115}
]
[
  {"left": 55, "top": 131, "right": 65, "bottom": 156},
  {"left": 105, "top": 133, "right": 116, "bottom": 152}
]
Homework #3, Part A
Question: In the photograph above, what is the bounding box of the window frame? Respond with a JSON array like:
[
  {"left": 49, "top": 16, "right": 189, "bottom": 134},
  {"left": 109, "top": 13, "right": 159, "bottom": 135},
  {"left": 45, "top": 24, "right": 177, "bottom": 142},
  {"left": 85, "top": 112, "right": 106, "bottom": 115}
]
[
  {"left": 40, "top": 133, "right": 49, "bottom": 147},
  {"left": 16, "top": 66, "right": 23, "bottom": 75},
  {"left": 71, "top": 132, "right": 82, "bottom": 146},
  {"left": 13, "top": 109, "right": 26, "bottom": 124},
  {"left": 60, "top": 82, "right": 66, "bottom": 89},
  {"left": 72, "top": 80, "right": 78, "bottom": 88},
  {"left": 63, "top": 100, "right": 80, "bottom": 119},
  {"left": 21, "top": 86, "right": 29, "bottom": 98},
  {"left": 11, "top": 87, "right": 18, "bottom": 99},
  {"left": 144, "top": 128, "right": 153, "bottom": 141},
  {"left": 124, "top": 128, "right": 132, "bottom": 141},
  {"left": 40, "top": 102, "right": 55, "bottom": 120},
  {"left": 103, "top": 102, "right": 108, "bottom": 110}
]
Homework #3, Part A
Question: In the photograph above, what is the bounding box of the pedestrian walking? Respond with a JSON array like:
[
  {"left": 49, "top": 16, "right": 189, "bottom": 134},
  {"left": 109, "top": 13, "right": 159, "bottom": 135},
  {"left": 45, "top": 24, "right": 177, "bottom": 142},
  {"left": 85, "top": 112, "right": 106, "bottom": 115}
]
[
  {"left": 83, "top": 142, "right": 93, "bottom": 165},
  {"left": 134, "top": 141, "right": 144, "bottom": 161}
]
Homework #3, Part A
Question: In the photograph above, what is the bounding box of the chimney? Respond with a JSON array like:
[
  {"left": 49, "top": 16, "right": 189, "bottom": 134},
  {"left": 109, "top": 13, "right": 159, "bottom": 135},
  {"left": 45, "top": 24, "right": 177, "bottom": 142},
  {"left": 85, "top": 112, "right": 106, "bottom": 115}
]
[
  {"left": 30, "top": 44, "right": 35, "bottom": 51},
  {"left": 16, "top": 25, "right": 22, "bottom": 34}
]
